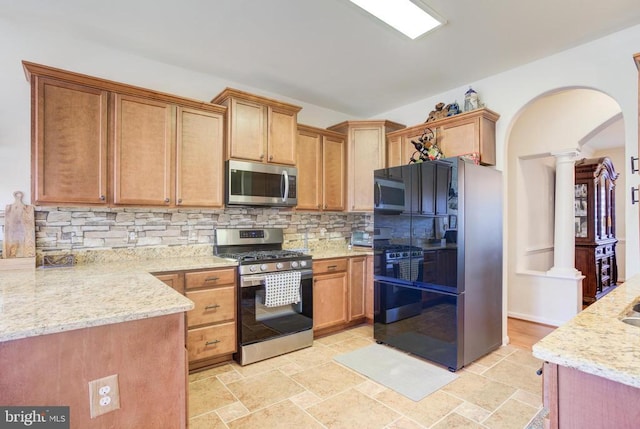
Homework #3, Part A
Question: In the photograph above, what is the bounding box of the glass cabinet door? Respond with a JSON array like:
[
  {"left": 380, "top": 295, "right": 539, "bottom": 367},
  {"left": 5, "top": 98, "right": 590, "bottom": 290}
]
[{"left": 574, "top": 184, "right": 588, "bottom": 238}]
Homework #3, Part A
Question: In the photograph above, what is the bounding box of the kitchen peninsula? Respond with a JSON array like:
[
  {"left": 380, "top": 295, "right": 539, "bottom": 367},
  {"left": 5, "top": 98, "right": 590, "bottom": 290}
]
[
  {"left": 533, "top": 274, "right": 640, "bottom": 428},
  {"left": 0, "top": 255, "right": 229, "bottom": 428}
]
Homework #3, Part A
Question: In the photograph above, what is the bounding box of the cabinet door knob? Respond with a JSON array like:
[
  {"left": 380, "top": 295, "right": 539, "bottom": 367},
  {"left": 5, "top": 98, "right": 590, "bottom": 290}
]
[
  {"left": 99, "top": 195, "right": 105, "bottom": 201},
  {"left": 178, "top": 198, "right": 182, "bottom": 204},
  {"left": 164, "top": 198, "right": 170, "bottom": 203},
  {"left": 260, "top": 154, "right": 265, "bottom": 159},
  {"left": 269, "top": 155, "right": 273, "bottom": 161}
]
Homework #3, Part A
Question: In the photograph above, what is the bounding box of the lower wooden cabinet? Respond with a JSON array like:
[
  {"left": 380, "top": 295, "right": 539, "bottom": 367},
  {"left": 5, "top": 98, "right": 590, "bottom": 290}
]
[
  {"left": 186, "top": 322, "right": 236, "bottom": 362},
  {"left": 543, "top": 362, "right": 640, "bottom": 428},
  {"left": 313, "top": 255, "right": 373, "bottom": 336},
  {"left": 348, "top": 256, "right": 366, "bottom": 322},
  {"left": 313, "top": 258, "right": 348, "bottom": 333},
  {"left": 365, "top": 255, "right": 374, "bottom": 321},
  {"left": 153, "top": 272, "right": 184, "bottom": 294},
  {"left": 154, "top": 267, "right": 237, "bottom": 371}
]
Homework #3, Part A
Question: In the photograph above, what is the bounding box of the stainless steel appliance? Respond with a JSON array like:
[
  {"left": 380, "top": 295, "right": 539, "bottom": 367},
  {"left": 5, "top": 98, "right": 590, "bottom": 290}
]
[
  {"left": 214, "top": 228, "right": 312, "bottom": 365},
  {"left": 373, "top": 176, "right": 405, "bottom": 213},
  {"left": 226, "top": 159, "right": 297, "bottom": 207},
  {"left": 373, "top": 158, "right": 502, "bottom": 371}
]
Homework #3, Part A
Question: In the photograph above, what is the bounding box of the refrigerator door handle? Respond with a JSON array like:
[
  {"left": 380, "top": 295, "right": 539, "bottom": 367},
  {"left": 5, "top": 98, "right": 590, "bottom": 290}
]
[{"left": 374, "top": 182, "right": 381, "bottom": 207}]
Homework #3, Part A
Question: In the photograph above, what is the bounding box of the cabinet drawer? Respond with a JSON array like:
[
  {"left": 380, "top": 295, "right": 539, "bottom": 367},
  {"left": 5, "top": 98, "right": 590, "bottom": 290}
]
[
  {"left": 185, "top": 268, "right": 236, "bottom": 290},
  {"left": 187, "top": 322, "right": 236, "bottom": 361},
  {"left": 186, "top": 286, "right": 235, "bottom": 327},
  {"left": 313, "top": 258, "right": 348, "bottom": 274},
  {"left": 423, "top": 251, "right": 437, "bottom": 262}
]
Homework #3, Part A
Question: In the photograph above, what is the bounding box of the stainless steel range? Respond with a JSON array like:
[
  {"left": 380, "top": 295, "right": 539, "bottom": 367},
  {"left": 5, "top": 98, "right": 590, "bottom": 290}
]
[{"left": 215, "top": 228, "right": 313, "bottom": 365}]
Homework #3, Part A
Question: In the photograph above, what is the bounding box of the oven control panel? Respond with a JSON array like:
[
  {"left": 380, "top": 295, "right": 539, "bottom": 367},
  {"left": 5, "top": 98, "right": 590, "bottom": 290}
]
[{"left": 239, "top": 230, "right": 265, "bottom": 239}]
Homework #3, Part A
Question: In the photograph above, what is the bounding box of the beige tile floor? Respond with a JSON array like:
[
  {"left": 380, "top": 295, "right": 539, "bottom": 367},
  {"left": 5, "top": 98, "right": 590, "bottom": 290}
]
[{"left": 188, "top": 325, "right": 543, "bottom": 429}]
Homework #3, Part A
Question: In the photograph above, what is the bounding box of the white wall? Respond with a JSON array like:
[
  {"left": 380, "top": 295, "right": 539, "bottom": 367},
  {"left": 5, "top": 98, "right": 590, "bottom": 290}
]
[{"left": 0, "top": 16, "right": 351, "bottom": 208}]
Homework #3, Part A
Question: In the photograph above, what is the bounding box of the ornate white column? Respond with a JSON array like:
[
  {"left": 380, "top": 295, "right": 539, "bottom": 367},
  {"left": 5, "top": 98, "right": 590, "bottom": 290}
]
[{"left": 547, "top": 149, "right": 582, "bottom": 277}]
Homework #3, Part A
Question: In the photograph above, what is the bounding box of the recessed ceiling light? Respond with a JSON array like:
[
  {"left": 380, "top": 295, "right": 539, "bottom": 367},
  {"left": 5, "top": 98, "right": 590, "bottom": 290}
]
[{"left": 349, "top": 0, "right": 444, "bottom": 39}]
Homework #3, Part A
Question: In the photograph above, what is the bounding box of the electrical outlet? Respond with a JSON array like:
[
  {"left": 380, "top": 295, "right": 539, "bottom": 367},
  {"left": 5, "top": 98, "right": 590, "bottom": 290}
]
[{"left": 88, "top": 374, "right": 120, "bottom": 418}]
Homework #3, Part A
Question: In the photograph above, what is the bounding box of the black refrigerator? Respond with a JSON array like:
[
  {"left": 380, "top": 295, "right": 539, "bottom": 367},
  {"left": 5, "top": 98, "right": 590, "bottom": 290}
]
[{"left": 373, "top": 157, "right": 502, "bottom": 371}]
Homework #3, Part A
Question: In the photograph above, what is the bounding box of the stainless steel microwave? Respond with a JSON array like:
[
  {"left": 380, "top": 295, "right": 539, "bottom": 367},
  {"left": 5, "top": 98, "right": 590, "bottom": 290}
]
[
  {"left": 374, "top": 177, "right": 405, "bottom": 213},
  {"left": 226, "top": 159, "right": 297, "bottom": 207}
]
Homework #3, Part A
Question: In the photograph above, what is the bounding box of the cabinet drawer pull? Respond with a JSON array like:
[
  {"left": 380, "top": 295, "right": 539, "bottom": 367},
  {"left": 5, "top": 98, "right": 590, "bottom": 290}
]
[
  {"left": 205, "top": 276, "right": 220, "bottom": 282},
  {"left": 204, "top": 304, "right": 221, "bottom": 310},
  {"left": 205, "top": 340, "right": 220, "bottom": 346},
  {"left": 327, "top": 265, "right": 337, "bottom": 270}
]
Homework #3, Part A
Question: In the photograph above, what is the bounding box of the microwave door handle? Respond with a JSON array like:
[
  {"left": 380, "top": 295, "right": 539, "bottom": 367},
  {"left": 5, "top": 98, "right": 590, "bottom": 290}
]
[{"left": 282, "top": 170, "right": 289, "bottom": 202}]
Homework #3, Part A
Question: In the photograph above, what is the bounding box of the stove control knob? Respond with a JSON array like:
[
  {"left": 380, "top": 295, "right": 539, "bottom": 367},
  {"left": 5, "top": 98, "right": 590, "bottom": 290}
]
[
  {"left": 299, "top": 260, "right": 307, "bottom": 268},
  {"left": 291, "top": 261, "right": 299, "bottom": 268},
  {"left": 276, "top": 262, "right": 284, "bottom": 270},
  {"left": 249, "top": 265, "right": 258, "bottom": 272},
  {"left": 260, "top": 264, "right": 268, "bottom": 271}
]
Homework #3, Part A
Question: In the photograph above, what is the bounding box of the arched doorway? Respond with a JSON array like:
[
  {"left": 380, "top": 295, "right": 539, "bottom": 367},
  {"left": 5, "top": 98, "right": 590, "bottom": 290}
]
[{"left": 504, "top": 88, "right": 624, "bottom": 329}]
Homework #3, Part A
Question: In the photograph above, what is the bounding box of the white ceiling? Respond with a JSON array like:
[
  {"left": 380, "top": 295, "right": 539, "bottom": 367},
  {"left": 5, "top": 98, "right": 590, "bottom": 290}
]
[{"left": 4, "top": 0, "right": 640, "bottom": 117}]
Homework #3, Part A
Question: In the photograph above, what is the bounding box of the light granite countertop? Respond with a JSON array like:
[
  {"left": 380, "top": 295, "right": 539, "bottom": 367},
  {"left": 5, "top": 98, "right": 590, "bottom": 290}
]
[
  {"left": 532, "top": 273, "right": 640, "bottom": 389},
  {"left": 0, "top": 247, "right": 372, "bottom": 344},
  {"left": 0, "top": 255, "right": 236, "bottom": 343}
]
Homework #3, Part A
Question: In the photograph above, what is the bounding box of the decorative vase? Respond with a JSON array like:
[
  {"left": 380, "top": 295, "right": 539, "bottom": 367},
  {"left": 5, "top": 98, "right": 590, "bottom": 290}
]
[{"left": 464, "top": 87, "right": 479, "bottom": 112}]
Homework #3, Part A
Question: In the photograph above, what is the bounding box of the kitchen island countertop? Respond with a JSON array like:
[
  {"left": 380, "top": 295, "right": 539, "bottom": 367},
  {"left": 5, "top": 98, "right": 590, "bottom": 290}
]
[
  {"left": 0, "top": 255, "right": 236, "bottom": 343},
  {"left": 532, "top": 273, "right": 640, "bottom": 389}
]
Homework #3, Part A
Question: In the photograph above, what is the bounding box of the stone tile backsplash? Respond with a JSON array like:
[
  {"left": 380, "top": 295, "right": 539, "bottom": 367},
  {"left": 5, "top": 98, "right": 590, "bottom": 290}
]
[{"left": 33, "top": 206, "right": 372, "bottom": 261}]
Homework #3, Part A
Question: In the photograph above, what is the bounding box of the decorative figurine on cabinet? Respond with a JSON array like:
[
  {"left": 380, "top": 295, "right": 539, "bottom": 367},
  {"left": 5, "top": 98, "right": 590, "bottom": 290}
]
[
  {"left": 409, "top": 127, "right": 443, "bottom": 163},
  {"left": 426, "top": 102, "right": 448, "bottom": 122},
  {"left": 447, "top": 101, "right": 460, "bottom": 116},
  {"left": 464, "top": 87, "right": 479, "bottom": 111}
]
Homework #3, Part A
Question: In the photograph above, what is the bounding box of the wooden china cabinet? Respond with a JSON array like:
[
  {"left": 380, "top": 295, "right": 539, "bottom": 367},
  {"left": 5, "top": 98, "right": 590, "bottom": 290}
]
[{"left": 574, "top": 157, "right": 619, "bottom": 304}]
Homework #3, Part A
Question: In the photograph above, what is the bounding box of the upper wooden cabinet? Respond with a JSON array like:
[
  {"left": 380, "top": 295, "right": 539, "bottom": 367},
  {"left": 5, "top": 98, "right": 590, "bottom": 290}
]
[
  {"left": 387, "top": 129, "right": 427, "bottom": 168},
  {"left": 387, "top": 108, "right": 499, "bottom": 167},
  {"left": 112, "top": 94, "right": 174, "bottom": 206},
  {"left": 296, "top": 124, "right": 346, "bottom": 211},
  {"left": 328, "top": 120, "right": 405, "bottom": 212},
  {"left": 23, "top": 61, "right": 226, "bottom": 208},
  {"left": 30, "top": 76, "right": 108, "bottom": 205},
  {"left": 211, "top": 88, "right": 301, "bottom": 165},
  {"left": 176, "top": 107, "right": 225, "bottom": 207}
]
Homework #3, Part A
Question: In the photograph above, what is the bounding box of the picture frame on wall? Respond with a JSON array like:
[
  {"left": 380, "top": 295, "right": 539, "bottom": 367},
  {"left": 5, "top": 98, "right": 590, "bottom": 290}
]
[{"left": 449, "top": 214, "right": 457, "bottom": 229}]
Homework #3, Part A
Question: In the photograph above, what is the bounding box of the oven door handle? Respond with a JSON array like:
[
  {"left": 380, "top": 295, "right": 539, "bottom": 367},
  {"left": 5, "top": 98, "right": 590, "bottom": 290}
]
[{"left": 240, "top": 269, "right": 313, "bottom": 288}]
